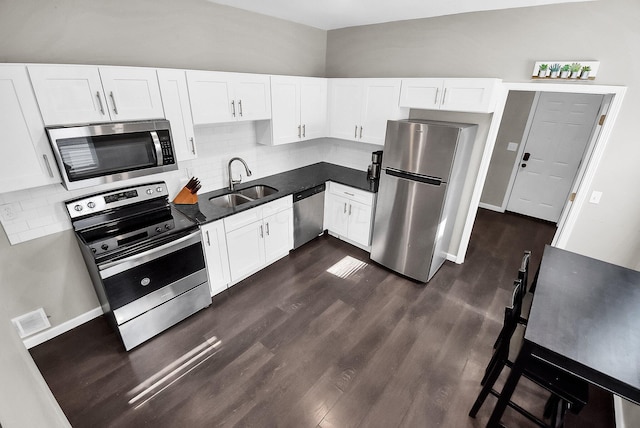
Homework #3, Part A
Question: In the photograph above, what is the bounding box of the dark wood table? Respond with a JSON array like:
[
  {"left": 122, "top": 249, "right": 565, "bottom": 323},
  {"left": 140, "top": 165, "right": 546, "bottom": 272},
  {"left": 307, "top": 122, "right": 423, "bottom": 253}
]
[{"left": 488, "top": 245, "right": 640, "bottom": 426}]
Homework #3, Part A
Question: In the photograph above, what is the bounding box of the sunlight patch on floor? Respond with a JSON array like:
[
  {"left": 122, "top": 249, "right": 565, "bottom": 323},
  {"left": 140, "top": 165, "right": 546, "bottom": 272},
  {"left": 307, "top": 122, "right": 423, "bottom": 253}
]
[
  {"left": 326, "top": 255, "right": 368, "bottom": 279},
  {"left": 127, "top": 336, "right": 222, "bottom": 408}
]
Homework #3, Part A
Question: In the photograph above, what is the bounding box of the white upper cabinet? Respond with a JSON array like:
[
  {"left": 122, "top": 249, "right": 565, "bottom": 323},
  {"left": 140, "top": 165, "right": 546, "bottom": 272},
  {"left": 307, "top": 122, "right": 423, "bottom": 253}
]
[
  {"left": 0, "top": 65, "right": 60, "bottom": 192},
  {"left": 399, "top": 78, "right": 502, "bottom": 113},
  {"left": 157, "top": 69, "right": 197, "bottom": 161},
  {"left": 186, "top": 71, "right": 271, "bottom": 125},
  {"left": 328, "top": 78, "right": 408, "bottom": 145},
  {"left": 258, "top": 75, "right": 327, "bottom": 145},
  {"left": 28, "top": 64, "right": 164, "bottom": 125}
]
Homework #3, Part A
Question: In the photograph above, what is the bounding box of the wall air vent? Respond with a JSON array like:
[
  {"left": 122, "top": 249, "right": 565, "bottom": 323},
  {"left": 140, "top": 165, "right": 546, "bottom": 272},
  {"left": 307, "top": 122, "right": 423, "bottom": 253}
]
[{"left": 11, "top": 308, "right": 51, "bottom": 338}]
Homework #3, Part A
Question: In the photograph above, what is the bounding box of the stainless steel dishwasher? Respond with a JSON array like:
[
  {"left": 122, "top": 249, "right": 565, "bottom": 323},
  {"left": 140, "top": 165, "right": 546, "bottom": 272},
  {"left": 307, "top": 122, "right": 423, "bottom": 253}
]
[{"left": 293, "top": 183, "right": 325, "bottom": 249}]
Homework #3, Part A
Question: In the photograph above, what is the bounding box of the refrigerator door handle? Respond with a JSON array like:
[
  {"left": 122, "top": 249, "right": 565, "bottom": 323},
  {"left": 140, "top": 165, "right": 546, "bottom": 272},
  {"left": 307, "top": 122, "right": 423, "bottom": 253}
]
[{"left": 385, "top": 168, "right": 443, "bottom": 186}]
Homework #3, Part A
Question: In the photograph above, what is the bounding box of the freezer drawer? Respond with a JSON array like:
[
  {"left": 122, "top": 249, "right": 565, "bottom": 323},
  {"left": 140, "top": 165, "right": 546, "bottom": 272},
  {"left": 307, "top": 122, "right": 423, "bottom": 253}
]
[{"left": 370, "top": 171, "right": 447, "bottom": 282}]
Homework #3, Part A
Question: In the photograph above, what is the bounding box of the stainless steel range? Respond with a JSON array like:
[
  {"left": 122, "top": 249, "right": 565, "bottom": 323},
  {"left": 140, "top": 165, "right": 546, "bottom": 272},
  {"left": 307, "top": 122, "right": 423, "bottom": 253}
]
[{"left": 66, "top": 181, "right": 211, "bottom": 351}]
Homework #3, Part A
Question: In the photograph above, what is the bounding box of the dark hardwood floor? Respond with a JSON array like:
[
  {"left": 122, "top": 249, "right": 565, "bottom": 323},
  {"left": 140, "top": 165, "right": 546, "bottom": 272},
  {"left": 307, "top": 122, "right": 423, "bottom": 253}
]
[{"left": 30, "top": 209, "right": 615, "bottom": 427}]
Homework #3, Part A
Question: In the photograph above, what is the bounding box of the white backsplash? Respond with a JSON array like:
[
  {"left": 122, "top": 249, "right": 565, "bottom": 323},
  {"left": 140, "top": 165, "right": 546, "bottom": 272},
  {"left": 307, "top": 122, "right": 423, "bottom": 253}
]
[{"left": 0, "top": 123, "right": 378, "bottom": 245}]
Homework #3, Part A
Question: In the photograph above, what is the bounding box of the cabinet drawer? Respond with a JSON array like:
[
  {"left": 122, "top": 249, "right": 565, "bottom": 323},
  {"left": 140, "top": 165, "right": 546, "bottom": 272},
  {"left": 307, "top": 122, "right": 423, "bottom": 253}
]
[
  {"left": 262, "top": 195, "right": 292, "bottom": 217},
  {"left": 224, "top": 205, "right": 262, "bottom": 232},
  {"left": 327, "top": 182, "right": 374, "bottom": 206}
]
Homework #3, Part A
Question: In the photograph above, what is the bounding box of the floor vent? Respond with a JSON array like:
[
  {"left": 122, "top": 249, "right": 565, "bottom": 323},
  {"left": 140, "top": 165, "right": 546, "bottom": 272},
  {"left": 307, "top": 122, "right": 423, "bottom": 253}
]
[{"left": 11, "top": 308, "right": 51, "bottom": 338}]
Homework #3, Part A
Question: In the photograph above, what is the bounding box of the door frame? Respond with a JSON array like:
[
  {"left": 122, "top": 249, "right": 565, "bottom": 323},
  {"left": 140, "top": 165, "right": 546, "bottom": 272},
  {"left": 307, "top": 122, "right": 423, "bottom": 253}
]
[{"left": 455, "top": 82, "right": 627, "bottom": 263}]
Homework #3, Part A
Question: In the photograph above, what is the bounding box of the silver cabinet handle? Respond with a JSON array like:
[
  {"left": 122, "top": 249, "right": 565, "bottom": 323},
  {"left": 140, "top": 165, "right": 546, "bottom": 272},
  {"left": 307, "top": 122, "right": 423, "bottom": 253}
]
[
  {"left": 266, "top": 222, "right": 270, "bottom": 236},
  {"left": 302, "top": 124, "right": 306, "bottom": 137},
  {"left": 42, "top": 154, "right": 54, "bottom": 178},
  {"left": 231, "top": 100, "right": 236, "bottom": 117},
  {"left": 343, "top": 202, "right": 347, "bottom": 214},
  {"left": 348, "top": 204, "right": 352, "bottom": 215},
  {"left": 359, "top": 126, "right": 363, "bottom": 139},
  {"left": 354, "top": 125, "right": 358, "bottom": 138},
  {"left": 96, "top": 91, "right": 105, "bottom": 115},
  {"left": 206, "top": 230, "right": 211, "bottom": 246},
  {"left": 442, "top": 88, "right": 447, "bottom": 105},
  {"left": 344, "top": 192, "right": 354, "bottom": 197},
  {"left": 109, "top": 91, "right": 119, "bottom": 115},
  {"left": 189, "top": 137, "right": 196, "bottom": 155},
  {"left": 260, "top": 224, "right": 264, "bottom": 238},
  {"left": 434, "top": 88, "right": 439, "bottom": 105},
  {"left": 298, "top": 125, "right": 301, "bottom": 138},
  {"left": 238, "top": 100, "right": 243, "bottom": 117}
]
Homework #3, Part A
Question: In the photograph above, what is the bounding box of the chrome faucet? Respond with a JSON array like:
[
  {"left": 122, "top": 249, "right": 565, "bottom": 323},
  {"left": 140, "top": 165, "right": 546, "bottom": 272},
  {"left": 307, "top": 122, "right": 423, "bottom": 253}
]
[{"left": 228, "top": 157, "right": 252, "bottom": 191}]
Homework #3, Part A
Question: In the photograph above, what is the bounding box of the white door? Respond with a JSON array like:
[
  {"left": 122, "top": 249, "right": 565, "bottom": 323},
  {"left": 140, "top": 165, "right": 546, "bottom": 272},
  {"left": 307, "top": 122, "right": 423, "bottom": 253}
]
[
  {"left": 328, "top": 79, "right": 362, "bottom": 141},
  {"left": 201, "top": 220, "right": 231, "bottom": 296},
  {"left": 226, "top": 221, "right": 266, "bottom": 282},
  {"left": 263, "top": 209, "right": 293, "bottom": 264},
  {"left": 347, "top": 200, "right": 373, "bottom": 247},
  {"left": 399, "top": 78, "right": 443, "bottom": 110},
  {"left": 270, "top": 77, "right": 300, "bottom": 144},
  {"left": 359, "top": 79, "right": 404, "bottom": 145},
  {"left": 507, "top": 92, "right": 604, "bottom": 222},
  {"left": 28, "top": 65, "right": 108, "bottom": 124},
  {"left": 324, "top": 193, "right": 349, "bottom": 237},
  {"left": 233, "top": 74, "right": 271, "bottom": 121},
  {"left": 299, "top": 78, "right": 327, "bottom": 140},
  {"left": 157, "top": 69, "right": 197, "bottom": 160},
  {"left": 186, "top": 71, "right": 234, "bottom": 124},
  {"left": 98, "top": 67, "right": 164, "bottom": 121}
]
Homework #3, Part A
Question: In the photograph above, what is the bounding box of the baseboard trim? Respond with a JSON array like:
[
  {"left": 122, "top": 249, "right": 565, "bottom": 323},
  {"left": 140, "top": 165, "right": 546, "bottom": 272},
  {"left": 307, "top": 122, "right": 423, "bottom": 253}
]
[
  {"left": 446, "top": 253, "right": 458, "bottom": 264},
  {"left": 478, "top": 202, "right": 505, "bottom": 212},
  {"left": 23, "top": 307, "right": 103, "bottom": 349}
]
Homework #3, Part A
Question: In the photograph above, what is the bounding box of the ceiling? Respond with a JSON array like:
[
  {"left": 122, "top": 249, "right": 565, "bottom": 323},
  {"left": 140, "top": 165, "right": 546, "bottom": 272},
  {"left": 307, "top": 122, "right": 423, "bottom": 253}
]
[{"left": 207, "top": 0, "right": 590, "bottom": 30}]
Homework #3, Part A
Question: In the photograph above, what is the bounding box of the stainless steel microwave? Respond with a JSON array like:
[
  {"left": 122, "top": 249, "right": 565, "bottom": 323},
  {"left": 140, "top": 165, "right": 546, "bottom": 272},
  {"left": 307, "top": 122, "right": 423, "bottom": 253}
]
[{"left": 46, "top": 119, "right": 178, "bottom": 190}]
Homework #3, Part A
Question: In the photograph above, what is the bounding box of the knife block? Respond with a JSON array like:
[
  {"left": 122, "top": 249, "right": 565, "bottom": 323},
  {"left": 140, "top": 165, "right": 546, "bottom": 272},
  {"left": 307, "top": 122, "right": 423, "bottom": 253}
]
[{"left": 173, "top": 187, "right": 199, "bottom": 204}]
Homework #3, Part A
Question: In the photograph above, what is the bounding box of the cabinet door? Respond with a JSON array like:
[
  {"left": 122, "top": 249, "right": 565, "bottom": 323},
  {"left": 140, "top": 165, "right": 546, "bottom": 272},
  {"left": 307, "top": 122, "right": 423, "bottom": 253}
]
[
  {"left": 347, "top": 200, "right": 373, "bottom": 247},
  {"left": 324, "top": 193, "right": 349, "bottom": 237},
  {"left": 28, "top": 64, "right": 108, "bottom": 125},
  {"left": 99, "top": 66, "right": 164, "bottom": 121},
  {"left": 440, "top": 78, "right": 501, "bottom": 113},
  {"left": 201, "top": 220, "right": 231, "bottom": 296},
  {"left": 300, "top": 77, "right": 327, "bottom": 141},
  {"left": 328, "top": 79, "right": 362, "bottom": 141},
  {"left": 186, "top": 71, "right": 234, "bottom": 124},
  {"left": 360, "top": 79, "right": 405, "bottom": 145},
  {"left": 226, "top": 221, "right": 266, "bottom": 282},
  {"left": 157, "top": 69, "right": 197, "bottom": 161},
  {"left": 233, "top": 73, "right": 272, "bottom": 121},
  {"left": 263, "top": 208, "right": 293, "bottom": 264},
  {"left": 399, "top": 78, "right": 444, "bottom": 110},
  {"left": 270, "top": 76, "right": 301, "bottom": 145},
  {"left": 0, "top": 65, "right": 61, "bottom": 192}
]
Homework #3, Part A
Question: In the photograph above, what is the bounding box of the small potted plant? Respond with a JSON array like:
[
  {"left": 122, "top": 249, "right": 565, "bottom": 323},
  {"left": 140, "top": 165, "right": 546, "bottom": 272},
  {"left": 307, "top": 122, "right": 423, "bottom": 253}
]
[
  {"left": 560, "top": 64, "right": 571, "bottom": 78},
  {"left": 570, "top": 63, "right": 582, "bottom": 79},
  {"left": 538, "top": 64, "right": 549, "bottom": 78},
  {"left": 581, "top": 65, "right": 592, "bottom": 79},
  {"left": 549, "top": 63, "right": 561, "bottom": 78}
]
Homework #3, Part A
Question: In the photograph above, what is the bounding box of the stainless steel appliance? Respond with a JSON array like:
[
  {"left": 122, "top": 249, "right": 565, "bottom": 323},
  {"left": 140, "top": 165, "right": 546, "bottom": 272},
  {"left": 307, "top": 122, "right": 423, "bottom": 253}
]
[
  {"left": 46, "top": 119, "right": 177, "bottom": 190},
  {"left": 293, "top": 183, "right": 325, "bottom": 249},
  {"left": 370, "top": 120, "right": 477, "bottom": 282},
  {"left": 66, "top": 182, "right": 211, "bottom": 350},
  {"left": 367, "top": 150, "right": 383, "bottom": 180}
]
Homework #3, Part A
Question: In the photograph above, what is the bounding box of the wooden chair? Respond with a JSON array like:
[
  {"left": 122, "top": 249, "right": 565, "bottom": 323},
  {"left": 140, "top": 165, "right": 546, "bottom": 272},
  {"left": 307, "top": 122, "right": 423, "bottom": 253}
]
[{"left": 470, "top": 279, "right": 588, "bottom": 428}]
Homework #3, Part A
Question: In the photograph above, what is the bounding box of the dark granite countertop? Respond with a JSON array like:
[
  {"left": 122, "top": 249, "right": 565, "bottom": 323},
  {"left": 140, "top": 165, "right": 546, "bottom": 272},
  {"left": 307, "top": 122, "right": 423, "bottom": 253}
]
[{"left": 173, "top": 162, "right": 378, "bottom": 225}]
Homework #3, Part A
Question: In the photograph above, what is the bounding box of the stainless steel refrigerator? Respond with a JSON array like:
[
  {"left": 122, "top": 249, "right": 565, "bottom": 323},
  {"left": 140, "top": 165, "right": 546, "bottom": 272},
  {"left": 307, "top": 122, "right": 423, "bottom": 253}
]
[{"left": 370, "top": 119, "right": 477, "bottom": 282}]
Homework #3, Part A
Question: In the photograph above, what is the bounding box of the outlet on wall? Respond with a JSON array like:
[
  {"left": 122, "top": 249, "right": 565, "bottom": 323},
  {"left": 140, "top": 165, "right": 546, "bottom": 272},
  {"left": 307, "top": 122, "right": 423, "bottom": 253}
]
[{"left": 1, "top": 203, "right": 18, "bottom": 221}]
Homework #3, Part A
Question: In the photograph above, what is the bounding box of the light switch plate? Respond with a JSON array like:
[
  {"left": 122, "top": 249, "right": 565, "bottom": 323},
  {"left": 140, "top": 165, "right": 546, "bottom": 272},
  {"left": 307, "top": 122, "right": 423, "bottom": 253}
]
[
  {"left": 507, "top": 142, "right": 519, "bottom": 152},
  {"left": 589, "top": 191, "right": 602, "bottom": 204}
]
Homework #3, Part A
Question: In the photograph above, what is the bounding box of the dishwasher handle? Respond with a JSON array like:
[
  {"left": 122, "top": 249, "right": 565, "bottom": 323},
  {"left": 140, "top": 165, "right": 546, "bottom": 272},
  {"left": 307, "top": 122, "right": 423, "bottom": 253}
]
[{"left": 293, "top": 183, "right": 326, "bottom": 202}]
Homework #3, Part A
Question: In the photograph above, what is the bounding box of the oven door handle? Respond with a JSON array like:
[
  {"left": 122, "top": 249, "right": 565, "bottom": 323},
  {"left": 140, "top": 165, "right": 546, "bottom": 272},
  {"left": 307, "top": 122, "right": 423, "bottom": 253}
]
[
  {"left": 99, "top": 230, "right": 201, "bottom": 279},
  {"left": 151, "top": 131, "right": 163, "bottom": 166}
]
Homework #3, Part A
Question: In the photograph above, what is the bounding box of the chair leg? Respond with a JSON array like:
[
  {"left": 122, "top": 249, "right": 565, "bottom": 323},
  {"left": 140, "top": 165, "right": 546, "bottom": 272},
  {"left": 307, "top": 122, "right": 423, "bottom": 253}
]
[
  {"left": 470, "top": 360, "right": 504, "bottom": 417},
  {"left": 550, "top": 398, "right": 568, "bottom": 428},
  {"left": 481, "top": 352, "right": 501, "bottom": 386},
  {"left": 543, "top": 394, "right": 559, "bottom": 419}
]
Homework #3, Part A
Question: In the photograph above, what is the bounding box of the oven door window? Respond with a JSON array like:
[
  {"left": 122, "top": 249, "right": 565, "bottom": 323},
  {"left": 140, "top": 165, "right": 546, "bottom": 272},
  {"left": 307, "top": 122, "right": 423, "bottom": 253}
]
[{"left": 57, "top": 132, "right": 157, "bottom": 182}]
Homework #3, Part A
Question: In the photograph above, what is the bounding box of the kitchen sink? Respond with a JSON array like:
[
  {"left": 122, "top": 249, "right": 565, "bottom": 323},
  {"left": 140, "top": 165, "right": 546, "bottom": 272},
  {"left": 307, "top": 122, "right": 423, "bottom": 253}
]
[
  {"left": 209, "top": 193, "right": 254, "bottom": 208},
  {"left": 208, "top": 185, "right": 278, "bottom": 209},
  {"left": 237, "top": 185, "right": 278, "bottom": 199}
]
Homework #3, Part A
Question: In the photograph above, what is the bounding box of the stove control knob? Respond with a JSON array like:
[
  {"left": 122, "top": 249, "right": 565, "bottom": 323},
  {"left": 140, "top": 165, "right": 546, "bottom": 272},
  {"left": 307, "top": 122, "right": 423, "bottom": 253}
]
[
  {"left": 87, "top": 201, "right": 96, "bottom": 208},
  {"left": 156, "top": 186, "right": 164, "bottom": 193},
  {"left": 155, "top": 227, "right": 162, "bottom": 233},
  {"left": 146, "top": 189, "right": 153, "bottom": 195},
  {"left": 91, "top": 247, "right": 97, "bottom": 253},
  {"left": 101, "top": 244, "right": 109, "bottom": 251},
  {"left": 74, "top": 204, "right": 83, "bottom": 212},
  {"left": 165, "top": 224, "right": 171, "bottom": 229}
]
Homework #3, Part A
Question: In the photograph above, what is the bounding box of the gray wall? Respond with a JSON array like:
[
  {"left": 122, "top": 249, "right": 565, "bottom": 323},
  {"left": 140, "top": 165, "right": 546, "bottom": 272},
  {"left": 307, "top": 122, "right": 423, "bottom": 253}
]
[{"left": 481, "top": 91, "right": 536, "bottom": 208}]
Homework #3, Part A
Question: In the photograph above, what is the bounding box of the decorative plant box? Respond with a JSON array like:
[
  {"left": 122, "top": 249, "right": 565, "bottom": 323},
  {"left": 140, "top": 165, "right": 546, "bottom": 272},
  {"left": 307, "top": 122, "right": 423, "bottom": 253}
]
[{"left": 531, "top": 61, "right": 600, "bottom": 80}]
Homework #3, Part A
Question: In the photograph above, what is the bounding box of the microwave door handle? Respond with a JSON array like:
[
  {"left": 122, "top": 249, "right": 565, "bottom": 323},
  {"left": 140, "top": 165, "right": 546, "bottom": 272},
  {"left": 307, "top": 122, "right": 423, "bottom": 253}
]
[{"left": 150, "top": 131, "right": 163, "bottom": 166}]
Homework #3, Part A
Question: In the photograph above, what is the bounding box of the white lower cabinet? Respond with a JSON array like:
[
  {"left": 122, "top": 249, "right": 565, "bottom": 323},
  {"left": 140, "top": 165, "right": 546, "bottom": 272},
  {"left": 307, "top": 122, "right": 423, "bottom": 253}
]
[
  {"left": 323, "top": 182, "right": 375, "bottom": 249},
  {"left": 201, "top": 219, "right": 231, "bottom": 297},
  {"left": 224, "top": 196, "right": 293, "bottom": 283}
]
